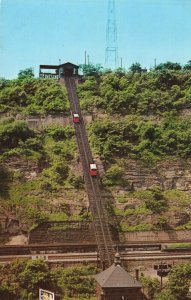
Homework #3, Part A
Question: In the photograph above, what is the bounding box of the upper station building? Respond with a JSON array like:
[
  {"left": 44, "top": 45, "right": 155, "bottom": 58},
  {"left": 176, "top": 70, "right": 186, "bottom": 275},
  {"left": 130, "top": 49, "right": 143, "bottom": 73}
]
[{"left": 39, "top": 62, "right": 79, "bottom": 79}]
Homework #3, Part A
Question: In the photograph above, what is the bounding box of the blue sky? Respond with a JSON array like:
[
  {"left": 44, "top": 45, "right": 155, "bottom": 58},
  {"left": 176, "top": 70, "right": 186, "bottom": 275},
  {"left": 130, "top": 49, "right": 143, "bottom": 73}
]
[{"left": 0, "top": 0, "right": 191, "bottom": 78}]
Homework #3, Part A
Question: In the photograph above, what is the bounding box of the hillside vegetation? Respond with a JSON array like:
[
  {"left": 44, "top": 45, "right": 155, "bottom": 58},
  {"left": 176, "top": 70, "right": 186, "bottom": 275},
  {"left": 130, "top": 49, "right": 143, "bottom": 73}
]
[
  {"left": 0, "top": 76, "right": 69, "bottom": 115},
  {"left": 77, "top": 66, "right": 191, "bottom": 231},
  {"left": 0, "top": 75, "right": 87, "bottom": 238},
  {"left": 1, "top": 65, "right": 191, "bottom": 238}
]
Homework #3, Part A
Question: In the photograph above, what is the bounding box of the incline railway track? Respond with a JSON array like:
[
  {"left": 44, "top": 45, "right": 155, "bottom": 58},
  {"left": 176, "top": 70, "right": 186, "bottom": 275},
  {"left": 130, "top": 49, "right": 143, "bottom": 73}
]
[{"left": 61, "top": 77, "right": 114, "bottom": 268}]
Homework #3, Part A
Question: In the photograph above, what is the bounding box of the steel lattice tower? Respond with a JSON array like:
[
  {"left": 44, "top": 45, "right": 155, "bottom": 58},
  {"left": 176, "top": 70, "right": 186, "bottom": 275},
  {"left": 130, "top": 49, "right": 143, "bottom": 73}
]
[{"left": 105, "top": 0, "right": 118, "bottom": 69}]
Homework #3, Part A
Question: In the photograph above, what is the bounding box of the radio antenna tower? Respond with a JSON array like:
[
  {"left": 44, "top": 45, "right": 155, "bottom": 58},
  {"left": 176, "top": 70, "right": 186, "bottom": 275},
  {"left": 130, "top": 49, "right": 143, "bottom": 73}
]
[{"left": 105, "top": 0, "right": 118, "bottom": 69}]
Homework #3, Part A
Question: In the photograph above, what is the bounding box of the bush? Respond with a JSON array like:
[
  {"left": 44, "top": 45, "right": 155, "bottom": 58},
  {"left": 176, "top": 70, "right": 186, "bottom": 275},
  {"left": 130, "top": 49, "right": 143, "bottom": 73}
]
[
  {"left": 45, "top": 125, "right": 74, "bottom": 141},
  {"left": 88, "top": 116, "right": 191, "bottom": 162},
  {"left": 140, "top": 275, "right": 160, "bottom": 300},
  {"left": 52, "top": 265, "right": 97, "bottom": 298},
  {"left": 0, "top": 78, "right": 70, "bottom": 115},
  {"left": 144, "top": 188, "right": 168, "bottom": 213},
  {"left": 154, "top": 216, "right": 169, "bottom": 230},
  {"left": 103, "top": 164, "right": 125, "bottom": 186},
  {"left": 68, "top": 172, "right": 84, "bottom": 189},
  {"left": 40, "top": 160, "right": 69, "bottom": 191},
  {"left": 0, "top": 165, "right": 12, "bottom": 198},
  {"left": 0, "top": 120, "right": 34, "bottom": 152}
]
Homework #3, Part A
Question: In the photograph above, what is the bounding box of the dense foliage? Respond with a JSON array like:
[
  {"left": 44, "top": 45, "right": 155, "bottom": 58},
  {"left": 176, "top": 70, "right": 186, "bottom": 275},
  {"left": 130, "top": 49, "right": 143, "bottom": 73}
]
[
  {"left": 0, "top": 258, "right": 190, "bottom": 300},
  {"left": 0, "top": 77, "right": 69, "bottom": 114},
  {"left": 77, "top": 69, "right": 191, "bottom": 115},
  {"left": 0, "top": 118, "right": 43, "bottom": 160},
  {"left": 0, "top": 259, "right": 97, "bottom": 299},
  {"left": 77, "top": 67, "right": 191, "bottom": 169},
  {"left": 1, "top": 64, "right": 191, "bottom": 232},
  {"left": 0, "top": 118, "right": 83, "bottom": 228},
  {"left": 140, "top": 263, "right": 191, "bottom": 300},
  {"left": 88, "top": 115, "right": 191, "bottom": 162}
]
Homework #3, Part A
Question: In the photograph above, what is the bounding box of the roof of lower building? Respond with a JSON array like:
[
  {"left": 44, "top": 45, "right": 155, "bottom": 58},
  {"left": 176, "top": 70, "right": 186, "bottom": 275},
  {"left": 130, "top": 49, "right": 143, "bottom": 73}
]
[{"left": 95, "top": 264, "right": 142, "bottom": 288}]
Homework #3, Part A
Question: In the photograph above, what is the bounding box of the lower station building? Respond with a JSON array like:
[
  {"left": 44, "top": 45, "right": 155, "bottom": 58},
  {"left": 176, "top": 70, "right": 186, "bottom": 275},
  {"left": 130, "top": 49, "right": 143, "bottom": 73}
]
[{"left": 94, "top": 253, "right": 147, "bottom": 300}]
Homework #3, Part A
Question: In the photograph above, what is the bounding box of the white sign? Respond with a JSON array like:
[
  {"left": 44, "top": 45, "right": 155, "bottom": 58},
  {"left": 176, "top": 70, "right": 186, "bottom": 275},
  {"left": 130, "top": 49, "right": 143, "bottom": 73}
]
[{"left": 39, "top": 289, "right": 55, "bottom": 300}]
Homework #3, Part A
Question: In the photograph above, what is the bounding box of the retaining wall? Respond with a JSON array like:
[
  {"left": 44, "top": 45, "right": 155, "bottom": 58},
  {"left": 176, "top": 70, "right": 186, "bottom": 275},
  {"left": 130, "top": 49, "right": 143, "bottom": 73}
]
[
  {"left": 120, "top": 230, "right": 191, "bottom": 243},
  {"left": 26, "top": 114, "right": 92, "bottom": 130},
  {"left": 29, "top": 221, "right": 119, "bottom": 244}
]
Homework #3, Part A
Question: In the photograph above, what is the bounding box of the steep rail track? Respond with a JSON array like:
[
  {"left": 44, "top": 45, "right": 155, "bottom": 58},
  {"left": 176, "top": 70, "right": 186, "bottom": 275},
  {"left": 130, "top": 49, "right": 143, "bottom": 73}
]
[{"left": 61, "top": 77, "right": 114, "bottom": 268}]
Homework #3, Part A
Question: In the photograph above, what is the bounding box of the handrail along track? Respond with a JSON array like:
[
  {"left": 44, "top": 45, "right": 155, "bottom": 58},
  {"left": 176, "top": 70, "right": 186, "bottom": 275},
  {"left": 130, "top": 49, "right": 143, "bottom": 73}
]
[{"left": 62, "top": 76, "right": 114, "bottom": 268}]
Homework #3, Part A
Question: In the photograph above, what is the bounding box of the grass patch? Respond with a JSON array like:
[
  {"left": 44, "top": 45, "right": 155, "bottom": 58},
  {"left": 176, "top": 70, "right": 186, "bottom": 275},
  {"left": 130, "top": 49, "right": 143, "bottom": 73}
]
[
  {"left": 124, "top": 206, "right": 151, "bottom": 216},
  {"left": 165, "top": 243, "right": 191, "bottom": 249},
  {"left": 120, "top": 223, "right": 152, "bottom": 232},
  {"left": 176, "top": 221, "right": 191, "bottom": 230},
  {"left": 48, "top": 213, "right": 69, "bottom": 222},
  {"left": 9, "top": 180, "right": 42, "bottom": 204},
  {"left": 163, "top": 189, "right": 191, "bottom": 205},
  {"left": 116, "top": 194, "right": 130, "bottom": 203}
]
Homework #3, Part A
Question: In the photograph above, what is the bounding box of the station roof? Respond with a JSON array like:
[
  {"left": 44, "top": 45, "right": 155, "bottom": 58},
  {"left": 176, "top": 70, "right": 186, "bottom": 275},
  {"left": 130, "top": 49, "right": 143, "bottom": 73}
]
[
  {"left": 95, "top": 264, "right": 142, "bottom": 288},
  {"left": 40, "top": 62, "right": 79, "bottom": 69},
  {"left": 40, "top": 65, "right": 59, "bottom": 69},
  {"left": 61, "top": 62, "right": 79, "bottom": 68}
]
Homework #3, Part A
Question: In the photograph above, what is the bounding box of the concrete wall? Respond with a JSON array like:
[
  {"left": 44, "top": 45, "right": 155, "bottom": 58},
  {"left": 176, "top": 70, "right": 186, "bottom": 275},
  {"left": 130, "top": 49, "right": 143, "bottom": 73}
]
[
  {"left": 120, "top": 229, "right": 191, "bottom": 243},
  {"left": 29, "top": 221, "right": 119, "bottom": 244},
  {"left": 29, "top": 221, "right": 95, "bottom": 244},
  {"left": 29, "top": 221, "right": 191, "bottom": 245}
]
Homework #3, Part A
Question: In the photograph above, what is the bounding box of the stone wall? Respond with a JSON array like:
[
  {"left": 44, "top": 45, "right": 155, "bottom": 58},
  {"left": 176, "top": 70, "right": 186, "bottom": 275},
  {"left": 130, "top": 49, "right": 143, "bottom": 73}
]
[
  {"left": 26, "top": 114, "right": 92, "bottom": 130},
  {"left": 29, "top": 221, "right": 119, "bottom": 244},
  {"left": 120, "top": 229, "right": 191, "bottom": 243},
  {"left": 29, "top": 221, "right": 191, "bottom": 245}
]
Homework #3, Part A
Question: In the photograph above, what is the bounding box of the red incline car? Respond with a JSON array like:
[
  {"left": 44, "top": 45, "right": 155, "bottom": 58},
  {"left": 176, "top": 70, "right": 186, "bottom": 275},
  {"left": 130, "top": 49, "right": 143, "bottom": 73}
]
[
  {"left": 90, "top": 163, "right": 97, "bottom": 176},
  {"left": 73, "top": 113, "right": 80, "bottom": 123}
]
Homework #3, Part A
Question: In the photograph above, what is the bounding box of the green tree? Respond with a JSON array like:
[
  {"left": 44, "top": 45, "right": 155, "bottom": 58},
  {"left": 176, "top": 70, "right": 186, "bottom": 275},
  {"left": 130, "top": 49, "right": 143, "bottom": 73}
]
[
  {"left": 0, "top": 119, "right": 34, "bottom": 152},
  {"left": 129, "top": 62, "right": 142, "bottom": 73},
  {"left": 167, "top": 263, "right": 191, "bottom": 300},
  {"left": 51, "top": 265, "right": 96, "bottom": 298},
  {"left": 140, "top": 275, "right": 160, "bottom": 300},
  {"left": 183, "top": 60, "right": 191, "bottom": 70},
  {"left": 0, "top": 78, "right": 9, "bottom": 88},
  {"left": 18, "top": 68, "right": 34, "bottom": 80},
  {"left": 18, "top": 259, "right": 51, "bottom": 299},
  {"left": 154, "top": 289, "right": 176, "bottom": 300},
  {"left": 0, "top": 285, "right": 17, "bottom": 300},
  {"left": 79, "top": 63, "right": 103, "bottom": 75},
  {"left": 155, "top": 62, "right": 181, "bottom": 71}
]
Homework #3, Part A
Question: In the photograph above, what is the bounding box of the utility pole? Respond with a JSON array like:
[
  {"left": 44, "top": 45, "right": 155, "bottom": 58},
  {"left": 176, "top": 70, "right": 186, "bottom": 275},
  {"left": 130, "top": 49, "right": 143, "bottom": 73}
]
[
  {"left": 154, "top": 58, "right": 157, "bottom": 69},
  {"left": 85, "top": 51, "right": 87, "bottom": 65},
  {"left": 105, "top": 0, "right": 118, "bottom": 69},
  {"left": 120, "top": 57, "right": 123, "bottom": 68}
]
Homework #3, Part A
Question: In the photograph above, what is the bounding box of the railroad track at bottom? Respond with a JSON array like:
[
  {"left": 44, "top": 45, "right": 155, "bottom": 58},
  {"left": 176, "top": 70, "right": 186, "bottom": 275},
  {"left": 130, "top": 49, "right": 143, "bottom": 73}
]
[{"left": 1, "top": 251, "right": 191, "bottom": 264}]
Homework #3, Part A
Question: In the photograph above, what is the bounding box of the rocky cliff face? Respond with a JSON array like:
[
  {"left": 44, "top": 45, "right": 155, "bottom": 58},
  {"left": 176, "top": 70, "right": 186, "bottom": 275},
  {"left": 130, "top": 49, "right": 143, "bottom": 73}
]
[
  {"left": 1, "top": 114, "right": 191, "bottom": 244},
  {"left": 124, "top": 158, "right": 191, "bottom": 191}
]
